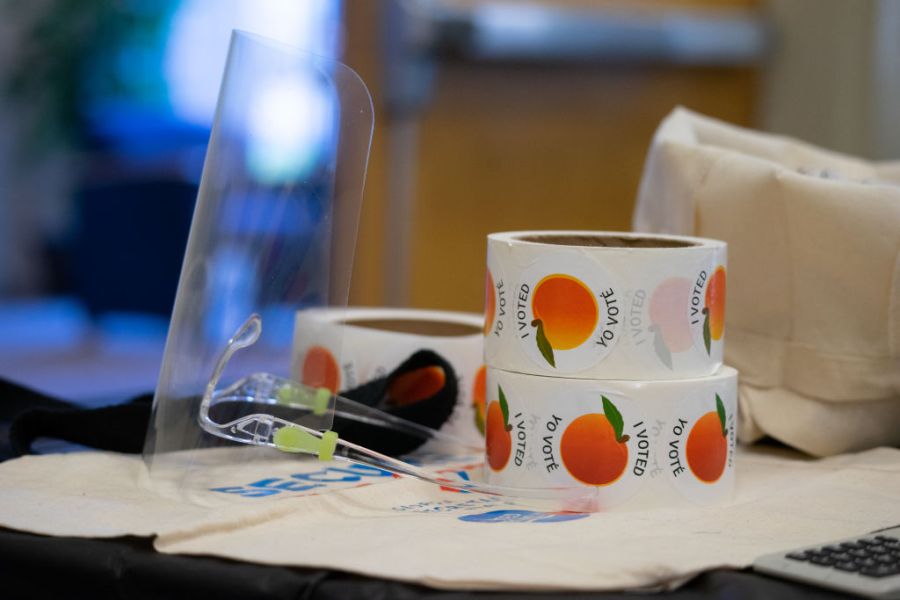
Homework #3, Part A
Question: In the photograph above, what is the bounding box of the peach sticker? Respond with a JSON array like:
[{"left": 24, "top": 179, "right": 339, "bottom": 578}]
[{"left": 512, "top": 255, "right": 621, "bottom": 374}]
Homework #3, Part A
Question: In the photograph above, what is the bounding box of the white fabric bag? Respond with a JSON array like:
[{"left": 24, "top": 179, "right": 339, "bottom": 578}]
[
  {"left": 3, "top": 448, "right": 900, "bottom": 591},
  {"left": 634, "top": 107, "right": 900, "bottom": 457}
]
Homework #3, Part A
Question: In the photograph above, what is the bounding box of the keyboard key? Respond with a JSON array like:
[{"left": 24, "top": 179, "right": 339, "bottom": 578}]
[
  {"left": 869, "top": 545, "right": 888, "bottom": 554},
  {"left": 875, "top": 535, "right": 898, "bottom": 544},
  {"left": 860, "top": 564, "right": 900, "bottom": 578},
  {"left": 859, "top": 539, "right": 878, "bottom": 546},
  {"left": 830, "top": 552, "right": 852, "bottom": 562},
  {"left": 786, "top": 552, "right": 810, "bottom": 561},
  {"left": 849, "top": 549, "right": 869, "bottom": 558},
  {"left": 876, "top": 554, "right": 897, "bottom": 564},
  {"left": 840, "top": 542, "right": 864, "bottom": 550},
  {"left": 810, "top": 556, "right": 835, "bottom": 566},
  {"left": 834, "top": 561, "right": 860, "bottom": 572},
  {"left": 856, "top": 558, "right": 878, "bottom": 569},
  {"left": 822, "top": 545, "right": 842, "bottom": 553}
]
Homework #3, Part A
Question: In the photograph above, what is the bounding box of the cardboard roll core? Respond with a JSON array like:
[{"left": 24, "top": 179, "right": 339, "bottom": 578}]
[
  {"left": 516, "top": 234, "right": 697, "bottom": 249},
  {"left": 341, "top": 318, "right": 481, "bottom": 337}
]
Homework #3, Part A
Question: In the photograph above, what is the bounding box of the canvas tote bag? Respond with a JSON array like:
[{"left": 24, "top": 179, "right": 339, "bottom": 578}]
[{"left": 634, "top": 107, "right": 900, "bottom": 457}]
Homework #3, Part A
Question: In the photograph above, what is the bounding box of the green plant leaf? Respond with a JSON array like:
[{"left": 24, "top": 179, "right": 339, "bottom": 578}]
[
  {"left": 533, "top": 319, "right": 556, "bottom": 367},
  {"left": 703, "top": 310, "right": 712, "bottom": 355},
  {"left": 716, "top": 393, "right": 727, "bottom": 437},
  {"left": 651, "top": 326, "right": 673, "bottom": 368},
  {"left": 602, "top": 396, "right": 626, "bottom": 443},
  {"left": 499, "top": 385, "right": 510, "bottom": 428},
  {"left": 474, "top": 406, "right": 485, "bottom": 436}
]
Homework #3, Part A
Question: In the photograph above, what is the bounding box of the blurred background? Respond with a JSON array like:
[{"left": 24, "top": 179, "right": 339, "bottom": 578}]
[{"left": 0, "top": 0, "right": 897, "bottom": 403}]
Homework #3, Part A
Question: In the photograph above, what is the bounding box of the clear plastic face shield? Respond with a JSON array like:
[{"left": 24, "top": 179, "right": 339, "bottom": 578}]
[
  {"left": 143, "top": 31, "right": 595, "bottom": 511},
  {"left": 143, "top": 31, "right": 365, "bottom": 491}
]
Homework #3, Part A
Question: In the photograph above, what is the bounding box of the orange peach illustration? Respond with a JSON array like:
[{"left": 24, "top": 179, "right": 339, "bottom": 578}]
[
  {"left": 560, "top": 397, "right": 629, "bottom": 486},
  {"left": 486, "top": 385, "right": 512, "bottom": 471},
  {"left": 686, "top": 395, "right": 728, "bottom": 483},
  {"left": 301, "top": 345, "right": 340, "bottom": 393},
  {"left": 387, "top": 366, "right": 446, "bottom": 407},
  {"left": 703, "top": 266, "right": 726, "bottom": 351},
  {"left": 472, "top": 365, "right": 487, "bottom": 435},
  {"left": 531, "top": 274, "right": 598, "bottom": 366},
  {"left": 484, "top": 270, "right": 495, "bottom": 336}
]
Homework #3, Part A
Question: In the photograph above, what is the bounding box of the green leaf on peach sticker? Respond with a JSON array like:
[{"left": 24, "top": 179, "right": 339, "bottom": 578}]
[
  {"left": 602, "top": 396, "right": 627, "bottom": 443},
  {"left": 533, "top": 319, "right": 556, "bottom": 367},
  {"left": 702, "top": 309, "right": 712, "bottom": 355},
  {"left": 499, "top": 384, "right": 510, "bottom": 429},
  {"left": 716, "top": 393, "right": 727, "bottom": 437}
]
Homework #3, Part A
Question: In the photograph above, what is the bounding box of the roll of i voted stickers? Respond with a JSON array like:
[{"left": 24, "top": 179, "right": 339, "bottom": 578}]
[
  {"left": 484, "top": 231, "right": 727, "bottom": 380},
  {"left": 483, "top": 366, "right": 737, "bottom": 510},
  {"left": 291, "top": 307, "right": 486, "bottom": 445}
]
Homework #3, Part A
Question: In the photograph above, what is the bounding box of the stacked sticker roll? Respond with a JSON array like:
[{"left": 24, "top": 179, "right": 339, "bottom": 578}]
[
  {"left": 291, "top": 307, "right": 486, "bottom": 446},
  {"left": 483, "top": 231, "right": 737, "bottom": 509}
]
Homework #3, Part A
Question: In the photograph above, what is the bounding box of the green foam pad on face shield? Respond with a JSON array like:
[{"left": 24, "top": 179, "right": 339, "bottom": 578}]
[
  {"left": 313, "top": 388, "right": 331, "bottom": 416},
  {"left": 276, "top": 384, "right": 303, "bottom": 406},
  {"left": 275, "top": 385, "right": 330, "bottom": 417},
  {"left": 273, "top": 427, "right": 338, "bottom": 461},
  {"left": 319, "top": 430, "right": 337, "bottom": 461}
]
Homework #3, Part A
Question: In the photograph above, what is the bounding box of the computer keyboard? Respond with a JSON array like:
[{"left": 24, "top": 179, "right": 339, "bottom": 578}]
[{"left": 754, "top": 526, "right": 900, "bottom": 599}]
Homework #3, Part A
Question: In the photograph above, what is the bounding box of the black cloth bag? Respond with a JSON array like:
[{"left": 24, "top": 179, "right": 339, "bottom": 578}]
[{"left": 4, "top": 350, "right": 458, "bottom": 460}]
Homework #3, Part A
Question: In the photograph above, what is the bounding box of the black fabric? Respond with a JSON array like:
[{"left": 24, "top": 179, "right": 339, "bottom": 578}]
[
  {"left": 0, "top": 528, "right": 847, "bottom": 600},
  {"left": 0, "top": 379, "right": 81, "bottom": 461},
  {"left": 335, "top": 350, "right": 459, "bottom": 455},
  {"left": 0, "top": 378, "right": 77, "bottom": 419},
  {"left": 9, "top": 394, "right": 153, "bottom": 457},
  {"left": 6, "top": 350, "right": 457, "bottom": 459}
]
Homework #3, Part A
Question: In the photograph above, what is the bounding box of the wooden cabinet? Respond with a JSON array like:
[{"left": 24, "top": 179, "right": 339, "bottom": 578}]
[{"left": 344, "top": 0, "right": 760, "bottom": 313}]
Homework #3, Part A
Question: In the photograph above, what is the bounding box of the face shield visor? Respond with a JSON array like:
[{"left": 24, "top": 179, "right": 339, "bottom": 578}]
[{"left": 143, "top": 31, "right": 595, "bottom": 512}]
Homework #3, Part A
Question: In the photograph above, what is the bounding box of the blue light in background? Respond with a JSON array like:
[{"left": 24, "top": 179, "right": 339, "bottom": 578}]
[
  {"left": 247, "top": 74, "right": 336, "bottom": 183},
  {"left": 0, "top": 0, "right": 346, "bottom": 400},
  {"left": 164, "top": 0, "right": 342, "bottom": 128}
]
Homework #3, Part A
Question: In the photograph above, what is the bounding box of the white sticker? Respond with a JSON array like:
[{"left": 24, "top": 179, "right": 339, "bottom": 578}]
[
  {"left": 663, "top": 383, "right": 736, "bottom": 504},
  {"left": 512, "top": 255, "right": 622, "bottom": 374}
]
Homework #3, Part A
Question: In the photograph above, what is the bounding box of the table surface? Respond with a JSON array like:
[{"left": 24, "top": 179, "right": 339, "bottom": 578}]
[
  {"left": 0, "top": 527, "right": 847, "bottom": 600},
  {"left": 0, "top": 301, "right": 850, "bottom": 599}
]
